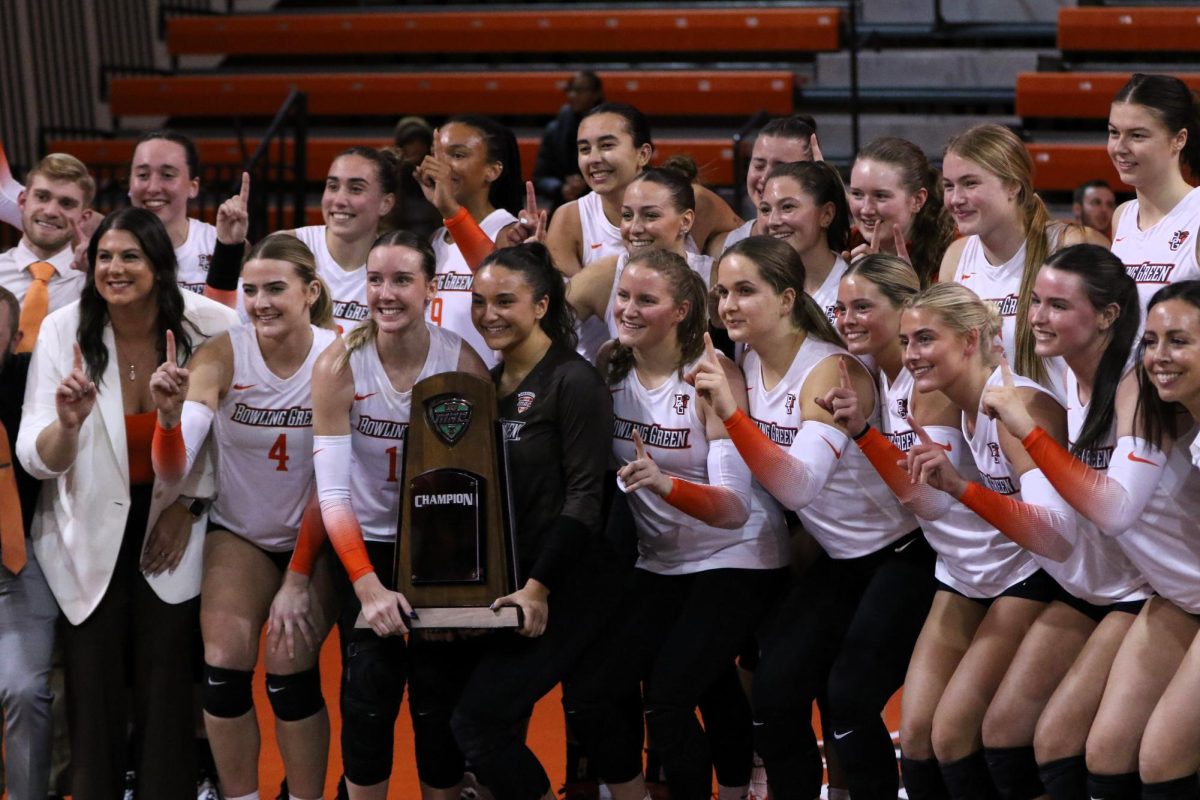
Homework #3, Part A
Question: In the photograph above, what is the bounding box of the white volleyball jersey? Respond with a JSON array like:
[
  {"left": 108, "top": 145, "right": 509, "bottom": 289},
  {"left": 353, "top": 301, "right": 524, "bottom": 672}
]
[
  {"left": 575, "top": 193, "right": 629, "bottom": 364},
  {"left": 721, "top": 219, "right": 755, "bottom": 252},
  {"left": 427, "top": 209, "right": 517, "bottom": 369},
  {"left": 604, "top": 251, "right": 713, "bottom": 340},
  {"left": 879, "top": 368, "right": 1038, "bottom": 598},
  {"left": 175, "top": 218, "right": 218, "bottom": 295},
  {"left": 611, "top": 361, "right": 789, "bottom": 574},
  {"left": 578, "top": 190, "right": 623, "bottom": 263},
  {"left": 210, "top": 324, "right": 338, "bottom": 551},
  {"left": 294, "top": 225, "right": 370, "bottom": 334},
  {"left": 809, "top": 254, "right": 849, "bottom": 326},
  {"left": 1068, "top": 371, "right": 1200, "bottom": 611},
  {"left": 966, "top": 369, "right": 1145, "bottom": 604},
  {"left": 348, "top": 324, "right": 463, "bottom": 543},
  {"left": 745, "top": 338, "right": 915, "bottom": 559},
  {"left": 952, "top": 235, "right": 1068, "bottom": 401},
  {"left": 1112, "top": 188, "right": 1200, "bottom": 311}
]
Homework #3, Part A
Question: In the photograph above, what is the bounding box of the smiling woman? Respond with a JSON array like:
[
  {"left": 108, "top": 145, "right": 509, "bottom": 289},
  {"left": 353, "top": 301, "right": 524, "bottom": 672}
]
[{"left": 16, "top": 207, "right": 239, "bottom": 800}]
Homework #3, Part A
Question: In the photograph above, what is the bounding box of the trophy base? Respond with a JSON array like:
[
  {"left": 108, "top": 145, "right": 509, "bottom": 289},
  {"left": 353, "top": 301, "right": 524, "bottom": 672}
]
[{"left": 355, "top": 605, "right": 523, "bottom": 630}]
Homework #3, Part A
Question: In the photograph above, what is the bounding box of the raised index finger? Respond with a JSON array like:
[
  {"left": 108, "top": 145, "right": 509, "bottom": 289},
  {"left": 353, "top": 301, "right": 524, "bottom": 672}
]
[
  {"left": 524, "top": 180, "right": 537, "bottom": 217},
  {"left": 165, "top": 329, "right": 176, "bottom": 366},
  {"left": 703, "top": 331, "right": 718, "bottom": 364},
  {"left": 907, "top": 414, "right": 934, "bottom": 446},
  {"left": 239, "top": 171, "right": 250, "bottom": 204},
  {"left": 838, "top": 356, "right": 852, "bottom": 389},
  {"left": 72, "top": 341, "right": 83, "bottom": 372},
  {"left": 632, "top": 428, "right": 648, "bottom": 461},
  {"left": 999, "top": 355, "right": 1015, "bottom": 388}
]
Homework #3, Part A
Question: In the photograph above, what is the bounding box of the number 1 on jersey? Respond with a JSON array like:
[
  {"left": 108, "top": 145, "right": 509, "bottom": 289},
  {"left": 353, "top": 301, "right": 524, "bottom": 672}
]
[
  {"left": 269, "top": 433, "right": 289, "bottom": 471},
  {"left": 385, "top": 445, "right": 399, "bottom": 482}
]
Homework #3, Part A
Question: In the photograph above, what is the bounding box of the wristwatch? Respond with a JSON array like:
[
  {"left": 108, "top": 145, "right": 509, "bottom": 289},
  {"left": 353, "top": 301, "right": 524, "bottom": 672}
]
[{"left": 176, "top": 495, "right": 212, "bottom": 519}]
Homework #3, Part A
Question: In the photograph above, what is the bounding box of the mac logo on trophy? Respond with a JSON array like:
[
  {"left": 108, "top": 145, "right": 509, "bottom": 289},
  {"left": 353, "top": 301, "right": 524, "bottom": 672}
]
[{"left": 383, "top": 373, "right": 521, "bottom": 629}]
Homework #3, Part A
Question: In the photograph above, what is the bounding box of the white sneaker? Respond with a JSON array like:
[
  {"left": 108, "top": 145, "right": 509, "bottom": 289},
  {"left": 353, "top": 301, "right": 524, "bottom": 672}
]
[
  {"left": 748, "top": 753, "right": 769, "bottom": 800},
  {"left": 197, "top": 773, "right": 223, "bottom": 800}
]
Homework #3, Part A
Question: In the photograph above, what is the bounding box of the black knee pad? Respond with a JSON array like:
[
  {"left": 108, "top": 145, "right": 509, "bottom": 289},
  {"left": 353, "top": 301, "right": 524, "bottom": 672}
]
[
  {"left": 1086, "top": 771, "right": 1141, "bottom": 800},
  {"left": 202, "top": 664, "right": 254, "bottom": 719},
  {"left": 901, "top": 756, "right": 950, "bottom": 800},
  {"left": 1143, "top": 775, "right": 1200, "bottom": 800},
  {"left": 264, "top": 667, "right": 325, "bottom": 722},
  {"left": 985, "top": 746, "right": 1045, "bottom": 800},
  {"left": 340, "top": 638, "right": 405, "bottom": 787},
  {"left": 1037, "top": 755, "right": 1086, "bottom": 800},
  {"left": 940, "top": 750, "right": 1000, "bottom": 800}
]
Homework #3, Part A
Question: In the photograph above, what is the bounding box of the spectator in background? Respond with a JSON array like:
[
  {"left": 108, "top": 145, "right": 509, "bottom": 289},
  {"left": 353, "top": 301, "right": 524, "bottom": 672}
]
[
  {"left": 0, "top": 153, "right": 96, "bottom": 348},
  {"left": 533, "top": 70, "right": 605, "bottom": 210},
  {"left": 385, "top": 115, "right": 442, "bottom": 239},
  {"left": 1072, "top": 179, "right": 1117, "bottom": 239}
]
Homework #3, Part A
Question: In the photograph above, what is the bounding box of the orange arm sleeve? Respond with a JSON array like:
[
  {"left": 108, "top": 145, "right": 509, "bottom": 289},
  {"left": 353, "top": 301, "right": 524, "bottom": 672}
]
[
  {"left": 151, "top": 419, "right": 187, "bottom": 484},
  {"left": 959, "top": 479, "right": 1074, "bottom": 562},
  {"left": 320, "top": 500, "right": 374, "bottom": 582},
  {"left": 444, "top": 206, "right": 497, "bottom": 272},
  {"left": 856, "top": 426, "right": 954, "bottom": 519},
  {"left": 203, "top": 286, "right": 239, "bottom": 308},
  {"left": 288, "top": 491, "right": 326, "bottom": 577}
]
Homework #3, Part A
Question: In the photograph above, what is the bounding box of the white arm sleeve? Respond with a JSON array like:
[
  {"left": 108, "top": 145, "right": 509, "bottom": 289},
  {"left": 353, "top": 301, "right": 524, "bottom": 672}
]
[
  {"left": 702, "top": 438, "right": 753, "bottom": 528},
  {"left": 1090, "top": 436, "right": 1166, "bottom": 537},
  {"left": 767, "top": 420, "right": 843, "bottom": 512},
  {"left": 313, "top": 434, "right": 353, "bottom": 512},
  {"left": 178, "top": 400, "right": 215, "bottom": 481}
]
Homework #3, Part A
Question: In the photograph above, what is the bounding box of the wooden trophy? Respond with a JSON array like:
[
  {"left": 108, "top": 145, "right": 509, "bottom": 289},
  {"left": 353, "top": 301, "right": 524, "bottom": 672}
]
[{"left": 392, "top": 372, "right": 521, "bottom": 629}]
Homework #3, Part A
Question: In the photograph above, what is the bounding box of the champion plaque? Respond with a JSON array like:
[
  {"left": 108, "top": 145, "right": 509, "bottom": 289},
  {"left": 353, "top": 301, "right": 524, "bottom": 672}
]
[{"left": 393, "top": 372, "right": 521, "bottom": 629}]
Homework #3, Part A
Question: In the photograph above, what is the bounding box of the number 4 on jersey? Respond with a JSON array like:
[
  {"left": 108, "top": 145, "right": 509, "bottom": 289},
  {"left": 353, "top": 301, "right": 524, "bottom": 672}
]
[{"left": 268, "top": 433, "right": 289, "bottom": 471}]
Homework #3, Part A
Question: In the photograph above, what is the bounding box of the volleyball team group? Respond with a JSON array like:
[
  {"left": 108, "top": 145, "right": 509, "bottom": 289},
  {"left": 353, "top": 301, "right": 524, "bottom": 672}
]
[{"left": 5, "top": 69, "right": 1200, "bottom": 800}]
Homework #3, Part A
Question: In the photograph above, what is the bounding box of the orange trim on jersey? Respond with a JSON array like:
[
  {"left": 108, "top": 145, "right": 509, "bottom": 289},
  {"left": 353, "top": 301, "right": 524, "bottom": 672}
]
[
  {"left": 444, "top": 206, "right": 497, "bottom": 273},
  {"left": 203, "top": 285, "right": 239, "bottom": 309},
  {"left": 288, "top": 492, "right": 326, "bottom": 577},
  {"left": 151, "top": 418, "right": 187, "bottom": 484},
  {"left": 320, "top": 500, "right": 374, "bottom": 582},
  {"left": 665, "top": 477, "right": 746, "bottom": 529}
]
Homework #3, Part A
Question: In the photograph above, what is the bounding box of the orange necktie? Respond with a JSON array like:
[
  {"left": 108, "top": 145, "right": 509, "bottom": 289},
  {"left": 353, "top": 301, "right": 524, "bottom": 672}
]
[
  {"left": 16, "top": 261, "right": 54, "bottom": 354},
  {"left": 0, "top": 421, "right": 26, "bottom": 574}
]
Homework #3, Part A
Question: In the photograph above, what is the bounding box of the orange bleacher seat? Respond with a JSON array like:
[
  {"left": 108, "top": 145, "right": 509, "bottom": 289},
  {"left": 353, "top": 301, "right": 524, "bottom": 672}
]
[
  {"left": 1025, "top": 144, "right": 1124, "bottom": 193},
  {"left": 166, "top": 8, "right": 839, "bottom": 57},
  {"left": 1058, "top": 7, "right": 1200, "bottom": 53},
  {"left": 109, "top": 71, "right": 795, "bottom": 119},
  {"left": 48, "top": 137, "right": 735, "bottom": 186},
  {"left": 1016, "top": 72, "right": 1200, "bottom": 119}
]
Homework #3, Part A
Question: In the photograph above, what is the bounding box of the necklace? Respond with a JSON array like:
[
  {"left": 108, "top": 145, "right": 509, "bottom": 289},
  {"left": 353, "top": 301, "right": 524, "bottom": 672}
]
[{"left": 128, "top": 362, "right": 136, "bottom": 382}]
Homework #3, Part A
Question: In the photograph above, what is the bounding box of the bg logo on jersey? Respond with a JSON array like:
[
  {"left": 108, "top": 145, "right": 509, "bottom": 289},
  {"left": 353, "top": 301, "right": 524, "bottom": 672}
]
[
  {"left": 672, "top": 393, "right": 689, "bottom": 415},
  {"left": 784, "top": 393, "right": 797, "bottom": 415},
  {"left": 1169, "top": 229, "right": 1190, "bottom": 252}
]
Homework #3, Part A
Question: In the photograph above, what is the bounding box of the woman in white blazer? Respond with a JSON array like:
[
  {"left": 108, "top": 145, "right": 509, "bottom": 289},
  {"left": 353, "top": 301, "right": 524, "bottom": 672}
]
[{"left": 16, "top": 207, "right": 237, "bottom": 800}]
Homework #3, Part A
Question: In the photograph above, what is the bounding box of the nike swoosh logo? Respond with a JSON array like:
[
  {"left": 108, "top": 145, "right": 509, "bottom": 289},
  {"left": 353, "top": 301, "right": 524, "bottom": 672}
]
[
  {"left": 207, "top": 678, "right": 226, "bottom": 686},
  {"left": 354, "top": 392, "right": 376, "bottom": 401},
  {"left": 232, "top": 383, "right": 256, "bottom": 391},
  {"left": 267, "top": 685, "right": 284, "bottom": 693},
  {"left": 1114, "top": 237, "right": 1125, "bottom": 242},
  {"left": 609, "top": 387, "right": 625, "bottom": 393},
  {"left": 819, "top": 435, "right": 842, "bottom": 459},
  {"left": 1127, "top": 451, "right": 1157, "bottom": 465},
  {"left": 313, "top": 449, "right": 323, "bottom": 456},
  {"left": 960, "top": 273, "right": 974, "bottom": 281},
  {"left": 833, "top": 730, "right": 853, "bottom": 740},
  {"left": 745, "top": 386, "right": 754, "bottom": 392},
  {"left": 590, "top": 243, "right": 603, "bottom": 249},
  {"left": 894, "top": 539, "right": 915, "bottom": 553}
]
